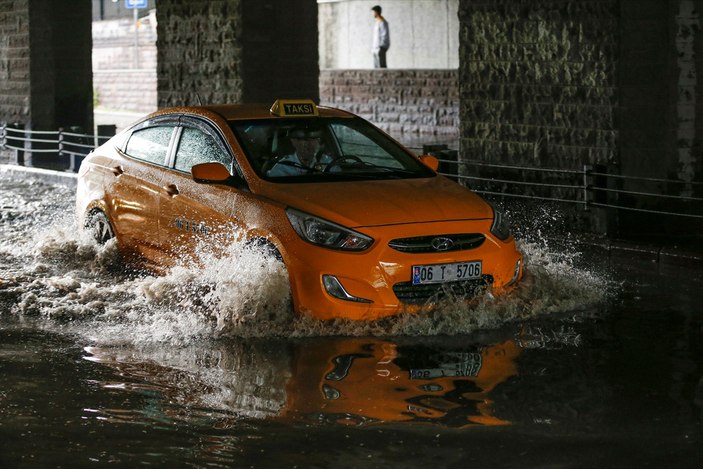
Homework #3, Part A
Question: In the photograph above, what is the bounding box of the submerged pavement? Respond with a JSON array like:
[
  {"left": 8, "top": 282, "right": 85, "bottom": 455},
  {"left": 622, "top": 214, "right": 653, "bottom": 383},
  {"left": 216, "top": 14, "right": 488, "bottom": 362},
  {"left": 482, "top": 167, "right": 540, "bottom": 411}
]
[{"left": 1, "top": 166, "right": 702, "bottom": 467}]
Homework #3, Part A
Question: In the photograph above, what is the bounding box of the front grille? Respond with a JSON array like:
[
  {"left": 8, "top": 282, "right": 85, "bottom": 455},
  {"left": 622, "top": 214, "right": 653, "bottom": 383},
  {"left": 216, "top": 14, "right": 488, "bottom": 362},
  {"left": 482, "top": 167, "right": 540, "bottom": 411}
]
[
  {"left": 388, "top": 233, "right": 485, "bottom": 253},
  {"left": 393, "top": 275, "right": 494, "bottom": 305}
]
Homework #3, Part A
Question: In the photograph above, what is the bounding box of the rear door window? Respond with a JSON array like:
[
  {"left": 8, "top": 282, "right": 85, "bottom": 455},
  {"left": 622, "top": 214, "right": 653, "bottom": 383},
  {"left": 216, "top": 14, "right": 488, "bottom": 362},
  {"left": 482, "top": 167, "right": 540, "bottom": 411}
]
[{"left": 125, "top": 126, "right": 175, "bottom": 165}]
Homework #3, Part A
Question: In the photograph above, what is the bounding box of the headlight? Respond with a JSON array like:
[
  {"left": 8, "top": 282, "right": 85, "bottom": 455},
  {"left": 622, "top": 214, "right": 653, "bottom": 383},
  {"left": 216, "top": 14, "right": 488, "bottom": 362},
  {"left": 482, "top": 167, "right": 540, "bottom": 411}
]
[
  {"left": 286, "top": 208, "right": 374, "bottom": 251},
  {"left": 490, "top": 205, "right": 512, "bottom": 241}
]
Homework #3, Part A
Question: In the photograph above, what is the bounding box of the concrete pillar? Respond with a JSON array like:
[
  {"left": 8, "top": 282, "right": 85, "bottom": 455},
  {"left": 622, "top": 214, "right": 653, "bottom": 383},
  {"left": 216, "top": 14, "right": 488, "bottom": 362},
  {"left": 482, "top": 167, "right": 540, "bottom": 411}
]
[
  {"left": 617, "top": 0, "right": 703, "bottom": 236},
  {"left": 241, "top": 0, "right": 318, "bottom": 103},
  {"left": 0, "top": 0, "right": 93, "bottom": 132},
  {"left": 156, "top": 0, "right": 318, "bottom": 108},
  {"left": 457, "top": 0, "right": 702, "bottom": 237},
  {"left": 0, "top": 0, "right": 31, "bottom": 127}
]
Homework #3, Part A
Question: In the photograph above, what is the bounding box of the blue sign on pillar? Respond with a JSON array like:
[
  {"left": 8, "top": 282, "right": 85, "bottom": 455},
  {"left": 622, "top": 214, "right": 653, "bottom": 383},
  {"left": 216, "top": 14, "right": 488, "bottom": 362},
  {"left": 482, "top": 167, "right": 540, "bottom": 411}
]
[{"left": 125, "top": 0, "right": 148, "bottom": 8}]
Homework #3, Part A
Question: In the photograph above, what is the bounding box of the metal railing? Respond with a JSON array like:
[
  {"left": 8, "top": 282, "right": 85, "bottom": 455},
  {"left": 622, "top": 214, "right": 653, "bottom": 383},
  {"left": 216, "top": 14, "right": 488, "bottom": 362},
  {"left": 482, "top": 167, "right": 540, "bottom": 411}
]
[
  {"left": 433, "top": 157, "right": 703, "bottom": 220},
  {"left": 1, "top": 125, "right": 701, "bottom": 220},
  {"left": 0, "top": 124, "right": 113, "bottom": 172}
]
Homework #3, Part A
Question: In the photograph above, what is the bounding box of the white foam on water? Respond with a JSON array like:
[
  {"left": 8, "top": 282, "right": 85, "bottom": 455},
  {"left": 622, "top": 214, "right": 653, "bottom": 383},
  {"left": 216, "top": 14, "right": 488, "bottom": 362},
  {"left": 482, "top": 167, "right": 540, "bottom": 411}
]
[
  {"left": 0, "top": 176, "right": 613, "bottom": 345},
  {"left": 83, "top": 341, "right": 292, "bottom": 421}
]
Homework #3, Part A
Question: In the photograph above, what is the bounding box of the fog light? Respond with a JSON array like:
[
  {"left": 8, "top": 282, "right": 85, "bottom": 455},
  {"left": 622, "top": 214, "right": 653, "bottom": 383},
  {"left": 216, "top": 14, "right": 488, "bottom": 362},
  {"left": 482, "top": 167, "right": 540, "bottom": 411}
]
[{"left": 322, "top": 275, "right": 372, "bottom": 303}]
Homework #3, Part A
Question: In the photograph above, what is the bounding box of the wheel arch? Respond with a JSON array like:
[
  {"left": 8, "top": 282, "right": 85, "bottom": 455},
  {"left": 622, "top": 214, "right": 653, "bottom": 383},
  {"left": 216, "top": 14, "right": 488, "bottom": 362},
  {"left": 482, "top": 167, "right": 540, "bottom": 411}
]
[
  {"left": 82, "top": 200, "right": 110, "bottom": 225},
  {"left": 244, "top": 234, "right": 284, "bottom": 262}
]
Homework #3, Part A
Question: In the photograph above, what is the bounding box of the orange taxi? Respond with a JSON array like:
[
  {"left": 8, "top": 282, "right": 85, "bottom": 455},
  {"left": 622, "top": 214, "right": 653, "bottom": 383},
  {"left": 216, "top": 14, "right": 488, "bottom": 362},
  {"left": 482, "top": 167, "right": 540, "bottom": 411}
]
[{"left": 76, "top": 100, "right": 523, "bottom": 320}]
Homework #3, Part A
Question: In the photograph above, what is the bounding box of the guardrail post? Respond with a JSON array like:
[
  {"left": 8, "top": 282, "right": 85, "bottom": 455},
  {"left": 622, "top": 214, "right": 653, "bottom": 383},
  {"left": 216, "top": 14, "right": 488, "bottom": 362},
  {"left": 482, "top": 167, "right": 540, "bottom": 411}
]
[
  {"left": 68, "top": 126, "right": 93, "bottom": 173},
  {"left": 423, "top": 143, "right": 459, "bottom": 182},
  {"left": 60, "top": 127, "right": 78, "bottom": 173},
  {"left": 96, "top": 124, "right": 116, "bottom": 146},
  {"left": 583, "top": 164, "right": 593, "bottom": 210},
  {"left": 586, "top": 164, "right": 611, "bottom": 235},
  {"left": 10, "top": 123, "right": 25, "bottom": 166},
  {"left": 58, "top": 127, "right": 65, "bottom": 161},
  {"left": 593, "top": 164, "right": 608, "bottom": 205}
]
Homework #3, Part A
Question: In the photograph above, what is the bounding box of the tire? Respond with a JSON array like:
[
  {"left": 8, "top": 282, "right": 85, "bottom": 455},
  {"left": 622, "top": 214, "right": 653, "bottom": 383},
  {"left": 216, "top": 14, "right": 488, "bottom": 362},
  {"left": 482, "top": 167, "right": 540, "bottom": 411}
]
[
  {"left": 86, "top": 210, "right": 115, "bottom": 245},
  {"left": 245, "top": 237, "right": 283, "bottom": 261}
]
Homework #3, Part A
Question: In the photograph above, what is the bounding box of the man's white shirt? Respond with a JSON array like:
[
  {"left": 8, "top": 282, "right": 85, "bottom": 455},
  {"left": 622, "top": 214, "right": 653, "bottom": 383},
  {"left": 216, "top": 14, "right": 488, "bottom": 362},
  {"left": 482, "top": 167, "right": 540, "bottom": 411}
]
[
  {"left": 372, "top": 17, "right": 390, "bottom": 52},
  {"left": 267, "top": 153, "right": 333, "bottom": 176}
]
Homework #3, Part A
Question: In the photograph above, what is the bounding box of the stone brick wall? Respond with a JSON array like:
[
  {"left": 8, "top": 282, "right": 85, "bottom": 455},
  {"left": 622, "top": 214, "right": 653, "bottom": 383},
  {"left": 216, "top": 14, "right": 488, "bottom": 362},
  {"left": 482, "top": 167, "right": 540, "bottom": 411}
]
[
  {"left": 93, "top": 70, "right": 157, "bottom": 113},
  {"left": 0, "top": 0, "right": 31, "bottom": 124},
  {"left": 319, "top": 69, "right": 459, "bottom": 137},
  {"left": 458, "top": 0, "right": 702, "bottom": 236},
  {"left": 92, "top": 12, "right": 157, "bottom": 113},
  {"left": 156, "top": 0, "right": 244, "bottom": 107},
  {"left": 458, "top": 0, "right": 619, "bottom": 232},
  {"left": 459, "top": 0, "right": 618, "bottom": 168},
  {"left": 156, "top": 0, "right": 318, "bottom": 108},
  {"left": 0, "top": 0, "right": 92, "bottom": 131}
]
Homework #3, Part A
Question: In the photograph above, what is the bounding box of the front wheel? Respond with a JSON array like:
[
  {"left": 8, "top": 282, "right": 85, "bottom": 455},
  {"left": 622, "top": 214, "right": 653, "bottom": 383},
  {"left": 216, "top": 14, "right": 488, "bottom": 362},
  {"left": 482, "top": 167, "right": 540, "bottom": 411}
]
[
  {"left": 85, "top": 210, "right": 115, "bottom": 245},
  {"left": 244, "top": 237, "right": 283, "bottom": 261}
]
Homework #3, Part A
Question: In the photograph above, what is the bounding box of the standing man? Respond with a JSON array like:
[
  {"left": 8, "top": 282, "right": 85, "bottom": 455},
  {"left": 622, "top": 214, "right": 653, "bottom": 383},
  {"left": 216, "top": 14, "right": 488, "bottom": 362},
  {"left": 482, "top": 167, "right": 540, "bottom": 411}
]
[{"left": 371, "top": 5, "right": 390, "bottom": 68}]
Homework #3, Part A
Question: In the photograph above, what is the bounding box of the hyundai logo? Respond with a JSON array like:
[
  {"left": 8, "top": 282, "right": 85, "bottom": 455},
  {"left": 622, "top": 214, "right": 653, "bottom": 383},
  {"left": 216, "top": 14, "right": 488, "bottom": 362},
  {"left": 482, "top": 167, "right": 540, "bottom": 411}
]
[{"left": 431, "top": 237, "right": 454, "bottom": 251}]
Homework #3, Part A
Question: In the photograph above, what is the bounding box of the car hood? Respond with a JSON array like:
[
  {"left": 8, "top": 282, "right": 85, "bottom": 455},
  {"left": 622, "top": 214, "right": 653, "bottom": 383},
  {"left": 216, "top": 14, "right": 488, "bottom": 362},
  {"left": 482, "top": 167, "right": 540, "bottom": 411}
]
[{"left": 257, "top": 176, "right": 493, "bottom": 228}]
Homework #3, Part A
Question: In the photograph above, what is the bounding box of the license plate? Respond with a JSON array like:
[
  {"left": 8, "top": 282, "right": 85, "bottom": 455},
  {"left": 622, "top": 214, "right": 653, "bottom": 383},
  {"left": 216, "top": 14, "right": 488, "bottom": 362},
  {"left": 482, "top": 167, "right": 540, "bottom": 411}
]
[
  {"left": 410, "top": 352, "right": 483, "bottom": 379},
  {"left": 412, "top": 261, "right": 482, "bottom": 285}
]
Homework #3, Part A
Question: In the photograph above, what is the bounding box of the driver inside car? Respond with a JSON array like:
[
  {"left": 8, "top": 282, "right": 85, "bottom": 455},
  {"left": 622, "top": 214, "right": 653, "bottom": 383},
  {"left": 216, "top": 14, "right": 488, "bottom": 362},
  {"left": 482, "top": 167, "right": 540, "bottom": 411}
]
[{"left": 266, "top": 126, "right": 334, "bottom": 177}]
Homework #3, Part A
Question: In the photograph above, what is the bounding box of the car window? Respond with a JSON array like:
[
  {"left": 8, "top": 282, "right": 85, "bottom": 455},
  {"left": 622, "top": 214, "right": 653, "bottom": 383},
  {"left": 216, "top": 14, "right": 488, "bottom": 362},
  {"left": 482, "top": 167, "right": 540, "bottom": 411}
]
[
  {"left": 125, "top": 126, "right": 174, "bottom": 165},
  {"left": 231, "top": 118, "right": 434, "bottom": 183},
  {"left": 330, "top": 123, "right": 403, "bottom": 169},
  {"left": 174, "top": 127, "right": 231, "bottom": 173}
]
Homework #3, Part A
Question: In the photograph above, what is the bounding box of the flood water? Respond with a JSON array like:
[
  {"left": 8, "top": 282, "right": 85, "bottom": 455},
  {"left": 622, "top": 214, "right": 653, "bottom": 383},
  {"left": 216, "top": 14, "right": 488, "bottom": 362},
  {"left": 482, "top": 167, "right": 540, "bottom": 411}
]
[{"left": 1, "top": 173, "right": 702, "bottom": 467}]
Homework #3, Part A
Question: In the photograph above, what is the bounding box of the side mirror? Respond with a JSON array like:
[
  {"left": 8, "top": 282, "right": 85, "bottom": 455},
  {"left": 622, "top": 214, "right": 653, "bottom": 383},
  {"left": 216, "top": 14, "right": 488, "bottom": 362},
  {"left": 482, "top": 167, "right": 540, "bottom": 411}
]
[
  {"left": 191, "top": 162, "right": 233, "bottom": 183},
  {"left": 419, "top": 154, "right": 440, "bottom": 171}
]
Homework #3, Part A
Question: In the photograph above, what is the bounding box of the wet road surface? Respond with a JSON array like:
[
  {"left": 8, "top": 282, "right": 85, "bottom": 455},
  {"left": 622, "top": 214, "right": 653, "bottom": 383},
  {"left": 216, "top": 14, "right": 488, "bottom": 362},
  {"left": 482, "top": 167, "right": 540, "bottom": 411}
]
[{"left": 1, "top": 173, "right": 702, "bottom": 467}]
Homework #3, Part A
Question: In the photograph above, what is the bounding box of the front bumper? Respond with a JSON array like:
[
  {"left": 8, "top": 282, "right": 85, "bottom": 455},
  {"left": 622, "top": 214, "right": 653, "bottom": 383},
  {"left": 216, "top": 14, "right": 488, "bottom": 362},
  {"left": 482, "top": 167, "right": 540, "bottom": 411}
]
[{"left": 281, "top": 219, "right": 523, "bottom": 320}]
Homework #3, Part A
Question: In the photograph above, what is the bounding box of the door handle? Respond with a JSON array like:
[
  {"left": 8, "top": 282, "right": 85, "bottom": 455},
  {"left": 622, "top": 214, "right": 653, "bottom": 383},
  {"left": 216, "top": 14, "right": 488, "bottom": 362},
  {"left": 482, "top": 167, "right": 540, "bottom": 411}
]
[
  {"left": 111, "top": 165, "right": 124, "bottom": 176},
  {"left": 163, "top": 183, "right": 179, "bottom": 196}
]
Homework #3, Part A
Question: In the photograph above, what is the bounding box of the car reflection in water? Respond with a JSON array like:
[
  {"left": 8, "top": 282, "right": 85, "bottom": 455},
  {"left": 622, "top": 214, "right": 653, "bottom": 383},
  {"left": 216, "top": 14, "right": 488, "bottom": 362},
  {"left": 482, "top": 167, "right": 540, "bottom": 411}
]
[
  {"left": 286, "top": 339, "right": 520, "bottom": 427},
  {"left": 84, "top": 337, "right": 521, "bottom": 428}
]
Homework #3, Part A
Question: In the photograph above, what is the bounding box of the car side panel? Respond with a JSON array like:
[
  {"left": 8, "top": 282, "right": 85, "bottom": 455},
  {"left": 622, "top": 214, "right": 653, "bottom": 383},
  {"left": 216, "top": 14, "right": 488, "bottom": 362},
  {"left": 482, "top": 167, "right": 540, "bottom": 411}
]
[
  {"left": 76, "top": 154, "right": 112, "bottom": 221},
  {"left": 104, "top": 153, "right": 164, "bottom": 264},
  {"left": 157, "top": 169, "right": 245, "bottom": 266}
]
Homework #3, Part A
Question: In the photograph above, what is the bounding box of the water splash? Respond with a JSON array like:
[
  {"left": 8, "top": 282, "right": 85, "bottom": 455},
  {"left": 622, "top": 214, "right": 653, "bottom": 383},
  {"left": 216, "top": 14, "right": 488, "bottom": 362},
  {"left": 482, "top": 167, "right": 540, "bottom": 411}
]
[{"left": 0, "top": 175, "right": 613, "bottom": 345}]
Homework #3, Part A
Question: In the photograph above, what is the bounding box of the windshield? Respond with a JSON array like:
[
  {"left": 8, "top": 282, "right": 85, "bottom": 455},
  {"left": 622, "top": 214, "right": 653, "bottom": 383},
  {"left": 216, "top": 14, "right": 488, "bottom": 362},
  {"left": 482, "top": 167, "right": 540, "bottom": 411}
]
[{"left": 230, "top": 117, "right": 436, "bottom": 183}]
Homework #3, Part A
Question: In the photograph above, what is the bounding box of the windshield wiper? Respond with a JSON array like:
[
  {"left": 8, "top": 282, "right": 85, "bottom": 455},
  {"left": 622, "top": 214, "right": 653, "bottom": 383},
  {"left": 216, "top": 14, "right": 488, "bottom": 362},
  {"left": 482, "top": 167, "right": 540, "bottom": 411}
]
[
  {"left": 322, "top": 170, "right": 418, "bottom": 180},
  {"left": 341, "top": 162, "right": 413, "bottom": 173},
  {"left": 274, "top": 160, "right": 322, "bottom": 173},
  {"left": 357, "top": 164, "right": 420, "bottom": 177}
]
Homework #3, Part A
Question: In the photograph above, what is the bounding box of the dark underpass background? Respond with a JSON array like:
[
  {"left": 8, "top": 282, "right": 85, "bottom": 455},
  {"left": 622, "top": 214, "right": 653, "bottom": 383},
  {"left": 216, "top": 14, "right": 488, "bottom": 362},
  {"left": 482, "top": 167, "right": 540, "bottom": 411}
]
[
  {"left": 1, "top": 0, "right": 703, "bottom": 466},
  {"left": 1, "top": 172, "right": 702, "bottom": 467}
]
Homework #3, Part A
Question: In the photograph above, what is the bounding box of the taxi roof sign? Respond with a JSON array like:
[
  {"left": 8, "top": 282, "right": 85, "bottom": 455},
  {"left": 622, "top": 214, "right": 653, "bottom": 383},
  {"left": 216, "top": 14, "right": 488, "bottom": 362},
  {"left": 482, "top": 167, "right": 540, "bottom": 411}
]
[{"left": 270, "top": 99, "right": 319, "bottom": 117}]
